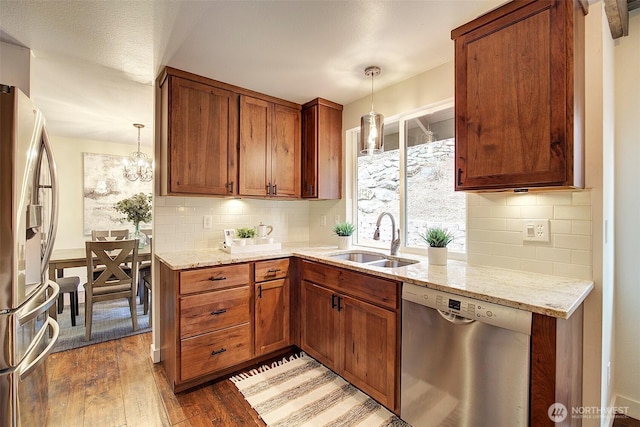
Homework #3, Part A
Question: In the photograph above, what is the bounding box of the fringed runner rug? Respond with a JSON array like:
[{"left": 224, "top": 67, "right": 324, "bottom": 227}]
[{"left": 230, "top": 352, "right": 410, "bottom": 427}]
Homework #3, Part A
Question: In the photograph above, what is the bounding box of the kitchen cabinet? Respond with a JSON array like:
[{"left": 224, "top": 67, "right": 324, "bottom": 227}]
[
  {"left": 301, "top": 98, "right": 343, "bottom": 199},
  {"left": 451, "top": 0, "right": 586, "bottom": 191},
  {"left": 254, "top": 259, "right": 291, "bottom": 356},
  {"left": 300, "top": 260, "right": 399, "bottom": 412},
  {"left": 157, "top": 69, "right": 238, "bottom": 196},
  {"left": 159, "top": 262, "right": 252, "bottom": 391},
  {"left": 239, "top": 95, "right": 301, "bottom": 198}
]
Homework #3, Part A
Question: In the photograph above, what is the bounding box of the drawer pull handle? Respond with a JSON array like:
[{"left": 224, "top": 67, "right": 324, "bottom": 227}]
[
  {"left": 258, "top": 284, "right": 262, "bottom": 299},
  {"left": 209, "top": 276, "right": 227, "bottom": 281},
  {"left": 211, "top": 348, "right": 227, "bottom": 356},
  {"left": 267, "top": 268, "right": 281, "bottom": 273},
  {"left": 211, "top": 309, "right": 227, "bottom": 316}
]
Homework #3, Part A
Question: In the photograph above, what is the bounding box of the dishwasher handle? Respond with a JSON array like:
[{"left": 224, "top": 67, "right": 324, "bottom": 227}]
[{"left": 437, "top": 309, "right": 475, "bottom": 325}]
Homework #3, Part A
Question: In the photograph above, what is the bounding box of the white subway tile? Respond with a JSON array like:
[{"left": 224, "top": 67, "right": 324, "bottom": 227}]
[
  {"left": 506, "top": 193, "right": 537, "bottom": 206},
  {"left": 490, "top": 205, "right": 522, "bottom": 218},
  {"left": 554, "top": 205, "right": 591, "bottom": 220},
  {"left": 554, "top": 234, "right": 591, "bottom": 250},
  {"left": 520, "top": 259, "right": 554, "bottom": 275},
  {"left": 571, "top": 220, "right": 592, "bottom": 235},
  {"left": 550, "top": 219, "right": 572, "bottom": 234},
  {"left": 467, "top": 229, "right": 495, "bottom": 242},
  {"left": 492, "top": 231, "right": 524, "bottom": 245},
  {"left": 520, "top": 205, "right": 554, "bottom": 219},
  {"left": 552, "top": 263, "right": 592, "bottom": 280},
  {"left": 467, "top": 193, "right": 507, "bottom": 206},
  {"left": 467, "top": 206, "right": 492, "bottom": 218},
  {"left": 536, "top": 247, "right": 571, "bottom": 263},
  {"left": 571, "top": 191, "right": 592, "bottom": 205},
  {"left": 468, "top": 253, "right": 522, "bottom": 270},
  {"left": 571, "top": 250, "right": 592, "bottom": 266},
  {"left": 468, "top": 218, "right": 506, "bottom": 231},
  {"left": 492, "top": 243, "right": 537, "bottom": 259},
  {"left": 536, "top": 192, "right": 573, "bottom": 206},
  {"left": 164, "top": 197, "right": 186, "bottom": 206},
  {"left": 506, "top": 219, "right": 523, "bottom": 232}
]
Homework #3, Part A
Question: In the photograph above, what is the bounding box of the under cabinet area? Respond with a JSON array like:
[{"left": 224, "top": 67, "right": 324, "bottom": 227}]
[
  {"left": 451, "top": 0, "right": 586, "bottom": 191},
  {"left": 299, "top": 260, "right": 400, "bottom": 413}
]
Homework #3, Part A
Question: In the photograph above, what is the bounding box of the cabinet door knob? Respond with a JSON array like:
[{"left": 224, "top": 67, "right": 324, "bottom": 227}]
[
  {"left": 266, "top": 183, "right": 272, "bottom": 195},
  {"left": 209, "top": 276, "right": 227, "bottom": 281},
  {"left": 337, "top": 296, "right": 343, "bottom": 312},
  {"left": 273, "top": 184, "right": 277, "bottom": 195},
  {"left": 226, "top": 181, "right": 234, "bottom": 193},
  {"left": 211, "top": 348, "right": 227, "bottom": 356},
  {"left": 331, "top": 294, "right": 338, "bottom": 309},
  {"left": 210, "top": 309, "right": 227, "bottom": 315}
]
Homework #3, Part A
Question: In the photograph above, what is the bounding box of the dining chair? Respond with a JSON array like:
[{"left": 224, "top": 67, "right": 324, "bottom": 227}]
[
  {"left": 137, "top": 233, "right": 152, "bottom": 303},
  {"left": 91, "top": 229, "right": 130, "bottom": 241},
  {"left": 56, "top": 276, "right": 80, "bottom": 326},
  {"left": 84, "top": 239, "right": 139, "bottom": 341}
]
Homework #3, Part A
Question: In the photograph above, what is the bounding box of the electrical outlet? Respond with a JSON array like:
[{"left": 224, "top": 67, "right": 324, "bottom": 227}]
[
  {"left": 522, "top": 219, "right": 550, "bottom": 242},
  {"left": 321, "top": 215, "right": 327, "bottom": 227},
  {"left": 203, "top": 215, "right": 213, "bottom": 229}
]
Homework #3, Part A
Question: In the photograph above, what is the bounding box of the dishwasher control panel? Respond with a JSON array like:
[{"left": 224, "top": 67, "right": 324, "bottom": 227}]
[{"left": 402, "top": 282, "right": 532, "bottom": 335}]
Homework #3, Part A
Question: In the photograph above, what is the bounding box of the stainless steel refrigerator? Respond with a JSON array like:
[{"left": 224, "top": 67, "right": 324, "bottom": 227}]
[{"left": 0, "top": 84, "right": 60, "bottom": 427}]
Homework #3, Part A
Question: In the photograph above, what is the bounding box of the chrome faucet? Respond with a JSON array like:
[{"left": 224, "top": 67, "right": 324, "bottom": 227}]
[{"left": 373, "top": 212, "right": 400, "bottom": 256}]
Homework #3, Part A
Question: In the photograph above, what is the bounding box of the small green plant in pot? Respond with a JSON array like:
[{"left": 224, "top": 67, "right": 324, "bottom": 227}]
[
  {"left": 420, "top": 226, "right": 455, "bottom": 265},
  {"left": 234, "top": 227, "right": 256, "bottom": 246},
  {"left": 333, "top": 222, "right": 355, "bottom": 249}
]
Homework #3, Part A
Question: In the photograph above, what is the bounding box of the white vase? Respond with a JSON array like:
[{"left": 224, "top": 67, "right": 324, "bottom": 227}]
[
  {"left": 428, "top": 246, "right": 448, "bottom": 266},
  {"left": 337, "top": 235, "right": 352, "bottom": 250}
]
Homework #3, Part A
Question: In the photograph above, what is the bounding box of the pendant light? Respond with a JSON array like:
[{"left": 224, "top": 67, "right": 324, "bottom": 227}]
[
  {"left": 123, "top": 123, "right": 153, "bottom": 182},
  {"left": 360, "top": 66, "right": 384, "bottom": 155}
]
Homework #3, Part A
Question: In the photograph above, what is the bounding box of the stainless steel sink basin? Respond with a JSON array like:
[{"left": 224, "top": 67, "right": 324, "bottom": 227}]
[
  {"left": 329, "top": 251, "right": 387, "bottom": 263},
  {"left": 367, "top": 258, "right": 419, "bottom": 268}
]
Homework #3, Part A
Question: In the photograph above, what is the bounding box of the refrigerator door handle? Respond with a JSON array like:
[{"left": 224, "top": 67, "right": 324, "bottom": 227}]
[
  {"left": 19, "top": 316, "right": 59, "bottom": 380},
  {"left": 17, "top": 281, "right": 59, "bottom": 325},
  {"left": 39, "top": 127, "right": 59, "bottom": 278}
]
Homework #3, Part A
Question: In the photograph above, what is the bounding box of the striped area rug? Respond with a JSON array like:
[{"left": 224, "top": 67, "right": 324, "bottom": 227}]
[{"left": 230, "top": 353, "right": 410, "bottom": 427}]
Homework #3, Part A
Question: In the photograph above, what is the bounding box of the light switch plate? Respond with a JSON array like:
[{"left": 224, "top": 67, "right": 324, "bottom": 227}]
[
  {"left": 522, "top": 219, "right": 550, "bottom": 242},
  {"left": 203, "top": 215, "right": 213, "bottom": 229}
]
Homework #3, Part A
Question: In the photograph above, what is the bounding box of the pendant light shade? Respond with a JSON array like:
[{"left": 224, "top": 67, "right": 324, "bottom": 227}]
[
  {"left": 123, "top": 123, "right": 153, "bottom": 182},
  {"left": 360, "top": 66, "right": 384, "bottom": 155}
]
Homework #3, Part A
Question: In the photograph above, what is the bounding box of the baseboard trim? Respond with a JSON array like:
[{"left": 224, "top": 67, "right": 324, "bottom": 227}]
[
  {"left": 150, "top": 342, "right": 161, "bottom": 363},
  {"left": 616, "top": 395, "right": 640, "bottom": 421}
]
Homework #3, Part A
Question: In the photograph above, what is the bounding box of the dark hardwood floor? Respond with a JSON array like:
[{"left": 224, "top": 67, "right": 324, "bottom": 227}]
[
  {"left": 45, "top": 332, "right": 264, "bottom": 426},
  {"left": 45, "top": 333, "right": 640, "bottom": 427}
]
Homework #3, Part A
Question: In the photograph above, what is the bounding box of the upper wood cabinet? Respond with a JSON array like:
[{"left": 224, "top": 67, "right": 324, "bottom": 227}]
[
  {"left": 451, "top": 0, "right": 586, "bottom": 191},
  {"left": 157, "top": 70, "right": 238, "bottom": 196},
  {"left": 239, "top": 95, "right": 301, "bottom": 198},
  {"left": 301, "top": 98, "right": 343, "bottom": 199}
]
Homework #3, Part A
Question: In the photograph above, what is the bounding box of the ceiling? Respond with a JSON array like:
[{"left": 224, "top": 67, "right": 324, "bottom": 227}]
[{"left": 0, "top": 0, "right": 505, "bottom": 147}]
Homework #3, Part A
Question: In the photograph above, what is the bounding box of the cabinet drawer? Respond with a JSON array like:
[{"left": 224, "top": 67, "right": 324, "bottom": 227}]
[
  {"left": 180, "top": 264, "right": 250, "bottom": 295},
  {"left": 255, "top": 258, "right": 289, "bottom": 282},
  {"left": 180, "top": 286, "right": 250, "bottom": 338},
  {"left": 180, "top": 323, "right": 251, "bottom": 381},
  {"left": 301, "top": 260, "right": 398, "bottom": 310}
]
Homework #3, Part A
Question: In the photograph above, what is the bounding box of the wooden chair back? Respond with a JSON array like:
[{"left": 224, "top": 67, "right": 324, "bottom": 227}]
[
  {"left": 85, "top": 240, "right": 139, "bottom": 295},
  {"left": 91, "top": 229, "right": 130, "bottom": 241}
]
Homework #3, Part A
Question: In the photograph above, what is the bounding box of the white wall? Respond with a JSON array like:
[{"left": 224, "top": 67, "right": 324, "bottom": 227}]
[{"left": 614, "top": 9, "right": 640, "bottom": 420}]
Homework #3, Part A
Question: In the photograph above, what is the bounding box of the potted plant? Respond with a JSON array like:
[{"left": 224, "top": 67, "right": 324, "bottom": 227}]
[
  {"left": 333, "top": 222, "right": 355, "bottom": 250},
  {"left": 114, "top": 193, "right": 152, "bottom": 248},
  {"left": 420, "top": 226, "right": 455, "bottom": 265},
  {"left": 234, "top": 227, "right": 256, "bottom": 246}
]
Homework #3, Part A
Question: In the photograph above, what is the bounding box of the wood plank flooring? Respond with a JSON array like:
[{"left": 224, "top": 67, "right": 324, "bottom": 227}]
[
  {"left": 45, "top": 332, "right": 264, "bottom": 427},
  {"left": 45, "top": 333, "right": 640, "bottom": 427}
]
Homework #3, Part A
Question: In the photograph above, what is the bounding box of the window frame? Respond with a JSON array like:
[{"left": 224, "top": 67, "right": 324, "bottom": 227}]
[{"left": 348, "top": 99, "right": 466, "bottom": 259}]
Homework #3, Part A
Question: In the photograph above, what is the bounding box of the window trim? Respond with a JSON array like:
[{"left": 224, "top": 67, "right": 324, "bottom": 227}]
[{"left": 348, "top": 99, "right": 466, "bottom": 259}]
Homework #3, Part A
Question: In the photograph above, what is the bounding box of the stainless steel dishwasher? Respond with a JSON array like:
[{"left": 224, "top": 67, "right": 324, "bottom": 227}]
[{"left": 401, "top": 283, "right": 532, "bottom": 427}]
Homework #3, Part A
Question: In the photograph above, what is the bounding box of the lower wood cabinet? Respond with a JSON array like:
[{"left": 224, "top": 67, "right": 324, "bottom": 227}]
[
  {"left": 299, "top": 261, "right": 400, "bottom": 413},
  {"left": 255, "top": 259, "right": 291, "bottom": 356}
]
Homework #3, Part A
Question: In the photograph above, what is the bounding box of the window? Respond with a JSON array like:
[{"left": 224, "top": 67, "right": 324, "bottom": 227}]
[{"left": 353, "top": 103, "right": 466, "bottom": 253}]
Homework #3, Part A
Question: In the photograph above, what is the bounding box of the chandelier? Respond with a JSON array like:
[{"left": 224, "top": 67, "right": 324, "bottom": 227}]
[
  {"left": 359, "top": 66, "right": 384, "bottom": 155},
  {"left": 123, "top": 123, "right": 153, "bottom": 182}
]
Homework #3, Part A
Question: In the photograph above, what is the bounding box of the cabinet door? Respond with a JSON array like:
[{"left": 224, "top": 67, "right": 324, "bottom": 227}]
[
  {"left": 239, "top": 95, "right": 270, "bottom": 196},
  {"left": 340, "top": 294, "right": 397, "bottom": 410},
  {"left": 454, "top": 0, "right": 574, "bottom": 190},
  {"left": 169, "top": 77, "right": 238, "bottom": 195},
  {"left": 300, "top": 281, "right": 339, "bottom": 370},
  {"left": 271, "top": 104, "right": 301, "bottom": 198},
  {"left": 255, "top": 278, "right": 290, "bottom": 356}
]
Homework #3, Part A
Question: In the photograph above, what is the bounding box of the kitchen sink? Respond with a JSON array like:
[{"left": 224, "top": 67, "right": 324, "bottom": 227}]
[
  {"left": 328, "top": 251, "right": 387, "bottom": 263},
  {"left": 367, "top": 258, "right": 419, "bottom": 268}
]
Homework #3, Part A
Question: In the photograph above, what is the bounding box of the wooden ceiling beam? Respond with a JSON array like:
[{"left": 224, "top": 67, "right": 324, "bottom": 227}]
[{"left": 604, "top": 0, "right": 630, "bottom": 39}]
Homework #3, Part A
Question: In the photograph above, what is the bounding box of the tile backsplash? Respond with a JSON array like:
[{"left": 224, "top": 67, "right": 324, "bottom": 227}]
[
  {"left": 467, "top": 190, "right": 592, "bottom": 280},
  {"left": 154, "top": 197, "right": 310, "bottom": 252}
]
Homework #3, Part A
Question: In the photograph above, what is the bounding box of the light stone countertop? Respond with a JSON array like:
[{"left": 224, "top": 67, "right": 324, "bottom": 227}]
[{"left": 156, "top": 244, "right": 593, "bottom": 320}]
